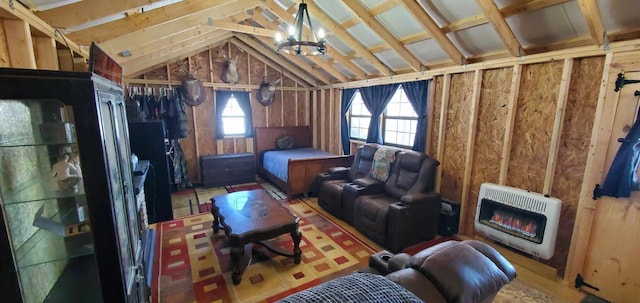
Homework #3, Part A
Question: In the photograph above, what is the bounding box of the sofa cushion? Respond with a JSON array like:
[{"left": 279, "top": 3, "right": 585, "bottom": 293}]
[{"left": 276, "top": 272, "right": 423, "bottom": 303}]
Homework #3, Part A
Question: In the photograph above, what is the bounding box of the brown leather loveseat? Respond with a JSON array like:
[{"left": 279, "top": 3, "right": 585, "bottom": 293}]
[{"left": 277, "top": 240, "right": 516, "bottom": 303}]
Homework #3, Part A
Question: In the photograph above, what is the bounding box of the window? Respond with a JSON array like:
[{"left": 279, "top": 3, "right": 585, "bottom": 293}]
[
  {"left": 349, "top": 92, "right": 370, "bottom": 140},
  {"left": 349, "top": 86, "right": 418, "bottom": 148},
  {"left": 383, "top": 87, "right": 417, "bottom": 147},
  {"left": 220, "top": 95, "right": 245, "bottom": 136}
]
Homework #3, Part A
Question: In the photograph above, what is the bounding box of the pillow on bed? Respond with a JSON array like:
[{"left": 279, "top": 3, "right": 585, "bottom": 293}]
[{"left": 276, "top": 135, "right": 296, "bottom": 149}]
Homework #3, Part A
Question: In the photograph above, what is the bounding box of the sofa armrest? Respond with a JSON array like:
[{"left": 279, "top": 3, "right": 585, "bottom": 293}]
[
  {"left": 399, "top": 191, "right": 440, "bottom": 205},
  {"left": 310, "top": 168, "right": 350, "bottom": 195},
  {"left": 386, "top": 193, "right": 442, "bottom": 252}
]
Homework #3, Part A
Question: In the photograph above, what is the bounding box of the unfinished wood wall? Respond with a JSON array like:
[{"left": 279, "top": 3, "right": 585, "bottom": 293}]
[
  {"left": 131, "top": 41, "right": 310, "bottom": 183},
  {"left": 318, "top": 56, "right": 606, "bottom": 278},
  {"left": 429, "top": 57, "right": 604, "bottom": 273}
]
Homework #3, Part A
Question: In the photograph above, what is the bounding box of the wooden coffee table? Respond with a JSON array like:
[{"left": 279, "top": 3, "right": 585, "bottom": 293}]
[{"left": 210, "top": 189, "right": 302, "bottom": 284}]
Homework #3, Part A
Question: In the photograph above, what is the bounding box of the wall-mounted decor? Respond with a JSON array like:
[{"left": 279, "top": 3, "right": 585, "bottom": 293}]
[{"left": 177, "top": 58, "right": 206, "bottom": 106}]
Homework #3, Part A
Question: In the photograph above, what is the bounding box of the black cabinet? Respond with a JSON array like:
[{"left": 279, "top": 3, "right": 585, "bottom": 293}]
[
  {"left": 128, "top": 120, "right": 173, "bottom": 223},
  {"left": 200, "top": 153, "right": 256, "bottom": 187},
  {"left": 0, "top": 67, "right": 146, "bottom": 302}
]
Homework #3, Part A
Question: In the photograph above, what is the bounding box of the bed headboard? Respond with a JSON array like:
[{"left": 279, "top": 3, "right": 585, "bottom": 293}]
[{"left": 254, "top": 126, "right": 312, "bottom": 156}]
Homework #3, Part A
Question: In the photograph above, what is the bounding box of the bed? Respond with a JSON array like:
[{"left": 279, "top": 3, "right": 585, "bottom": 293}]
[{"left": 255, "top": 126, "right": 353, "bottom": 200}]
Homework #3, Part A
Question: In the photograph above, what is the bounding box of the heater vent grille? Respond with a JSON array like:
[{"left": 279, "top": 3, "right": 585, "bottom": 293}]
[{"left": 484, "top": 187, "right": 548, "bottom": 213}]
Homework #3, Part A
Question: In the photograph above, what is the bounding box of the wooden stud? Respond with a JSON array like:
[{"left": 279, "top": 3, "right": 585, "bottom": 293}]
[
  {"left": 426, "top": 79, "right": 436, "bottom": 153},
  {"left": 460, "top": 69, "right": 483, "bottom": 234},
  {"left": 435, "top": 74, "right": 451, "bottom": 192},
  {"left": 543, "top": 58, "right": 573, "bottom": 194},
  {"left": 3, "top": 19, "right": 36, "bottom": 69},
  {"left": 565, "top": 52, "right": 614, "bottom": 284},
  {"left": 33, "top": 37, "right": 58, "bottom": 70},
  {"left": 499, "top": 64, "right": 522, "bottom": 184},
  {"left": 321, "top": 89, "right": 326, "bottom": 151},
  {"left": 313, "top": 91, "right": 318, "bottom": 149}
]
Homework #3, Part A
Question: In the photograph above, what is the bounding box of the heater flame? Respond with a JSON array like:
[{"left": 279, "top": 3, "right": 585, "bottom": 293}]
[{"left": 488, "top": 210, "right": 538, "bottom": 238}]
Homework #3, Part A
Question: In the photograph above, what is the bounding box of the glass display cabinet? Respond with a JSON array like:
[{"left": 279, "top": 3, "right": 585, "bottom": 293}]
[{"left": 0, "top": 46, "right": 145, "bottom": 303}]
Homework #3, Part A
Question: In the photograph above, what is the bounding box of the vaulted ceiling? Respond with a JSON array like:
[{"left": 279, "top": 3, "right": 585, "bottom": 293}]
[{"left": 12, "top": 0, "right": 640, "bottom": 86}]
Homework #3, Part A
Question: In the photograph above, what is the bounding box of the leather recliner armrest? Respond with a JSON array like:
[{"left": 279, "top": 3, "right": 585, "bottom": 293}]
[{"left": 399, "top": 191, "right": 441, "bottom": 205}]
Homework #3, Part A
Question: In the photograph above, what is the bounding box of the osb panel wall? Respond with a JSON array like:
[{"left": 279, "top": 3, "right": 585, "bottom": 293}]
[
  {"left": 506, "top": 61, "right": 564, "bottom": 193},
  {"left": 135, "top": 43, "right": 309, "bottom": 183},
  {"left": 464, "top": 67, "right": 513, "bottom": 234},
  {"left": 428, "top": 76, "right": 443, "bottom": 159},
  {"left": 548, "top": 56, "right": 604, "bottom": 271},
  {"left": 440, "top": 72, "right": 475, "bottom": 202}
]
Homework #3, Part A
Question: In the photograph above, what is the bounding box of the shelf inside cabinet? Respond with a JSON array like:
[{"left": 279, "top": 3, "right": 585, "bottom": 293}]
[
  {"left": 33, "top": 204, "right": 91, "bottom": 237},
  {"left": 14, "top": 227, "right": 95, "bottom": 269},
  {"left": 0, "top": 138, "right": 77, "bottom": 148},
  {"left": 2, "top": 176, "right": 85, "bottom": 205}
]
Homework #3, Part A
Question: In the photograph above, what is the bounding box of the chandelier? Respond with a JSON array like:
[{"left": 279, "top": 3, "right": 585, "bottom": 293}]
[{"left": 275, "top": 1, "right": 327, "bottom": 56}]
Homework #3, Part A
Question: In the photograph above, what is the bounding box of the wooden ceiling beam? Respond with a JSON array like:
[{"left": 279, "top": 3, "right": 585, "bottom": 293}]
[
  {"left": 231, "top": 34, "right": 323, "bottom": 86},
  {"left": 250, "top": 9, "right": 345, "bottom": 83},
  {"left": 258, "top": 4, "right": 366, "bottom": 80},
  {"left": 35, "top": 0, "right": 167, "bottom": 29},
  {"left": 210, "top": 20, "right": 283, "bottom": 37},
  {"left": 98, "top": 4, "right": 255, "bottom": 57},
  {"left": 398, "top": 0, "right": 465, "bottom": 64},
  {"left": 342, "top": 0, "right": 423, "bottom": 72},
  {"left": 117, "top": 25, "right": 218, "bottom": 65},
  {"left": 369, "top": 1, "right": 400, "bottom": 16},
  {"left": 577, "top": 0, "right": 606, "bottom": 45},
  {"left": 300, "top": 0, "right": 392, "bottom": 76},
  {"left": 121, "top": 30, "right": 233, "bottom": 76},
  {"left": 67, "top": 0, "right": 258, "bottom": 45},
  {"left": 475, "top": 0, "right": 523, "bottom": 57},
  {"left": 0, "top": 0, "right": 89, "bottom": 58}
]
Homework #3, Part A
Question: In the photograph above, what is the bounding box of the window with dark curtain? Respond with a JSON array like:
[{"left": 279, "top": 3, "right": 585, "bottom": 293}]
[
  {"left": 402, "top": 79, "right": 431, "bottom": 152},
  {"left": 215, "top": 90, "right": 253, "bottom": 139},
  {"left": 340, "top": 88, "right": 358, "bottom": 155},
  {"left": 359, "top": 83, "right": 400, "bottom": 144}
]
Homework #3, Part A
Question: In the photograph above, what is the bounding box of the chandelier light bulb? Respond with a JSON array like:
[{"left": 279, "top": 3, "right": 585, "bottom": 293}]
[
  {"left": 275, "top": 32, "right": 283, "bottom": 42},
  {"left": 317, "top": 28, "right": 325, "bottom": 39},
  {"left": 288, "top": 26, "right": 296, "bottom": 36}
]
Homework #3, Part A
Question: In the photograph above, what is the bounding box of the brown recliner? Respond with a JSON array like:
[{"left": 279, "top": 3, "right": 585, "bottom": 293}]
[
  {"left": 315, "top": 143, "right": 379, "bottom": 219},
  {"left": 352, "top": 150, "right": 441, "bottom": 252},
  {"left": 374, "top": 240, "right": 517, "bottom": 303}
]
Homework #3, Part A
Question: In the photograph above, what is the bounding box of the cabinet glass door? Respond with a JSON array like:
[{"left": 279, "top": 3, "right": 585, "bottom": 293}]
[
  {"left": 97, "top": 91, "right": 140, "bottom": 299},
  {"left": 0, "top": 99, "right": 101, "bottom": 303}
]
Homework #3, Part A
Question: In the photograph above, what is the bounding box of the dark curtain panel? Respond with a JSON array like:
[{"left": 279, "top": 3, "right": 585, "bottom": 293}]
[
  {"left": 360, "top": 83, "right": 400, "bottom": 144},
  {"left": 600, "top": 107, "right": 640, "bottom": 198},
  {"left": 235, "top": 91, "right": 253, "bottom": 137},
  {"left": 340, "top": 88, "right": 358, "bottom": 155},
  {"left": 215, "top": 91, "right": 253, "bottom": 139},
  {"left": 402, "top": 80, "right": 431, "bottom": 152}
]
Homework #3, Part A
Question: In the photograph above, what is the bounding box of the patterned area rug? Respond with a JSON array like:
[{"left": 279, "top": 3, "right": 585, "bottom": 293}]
[
  {"left": 153, "top": 197, "right": 380, "bottom": 303},
  {"left": 163, "top": 181, "right": 575, "bottom": 303}
]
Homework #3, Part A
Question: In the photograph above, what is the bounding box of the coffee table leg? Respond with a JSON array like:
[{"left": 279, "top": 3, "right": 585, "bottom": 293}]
[
  {"left": 231, "top": 243, "right": 252, "bottom": 285},
  {"left": 291, "top": 227, "right": 302, "bottom": 264},
  {"left": 212, "top": 212, "right": 219, "bottom": 234}
]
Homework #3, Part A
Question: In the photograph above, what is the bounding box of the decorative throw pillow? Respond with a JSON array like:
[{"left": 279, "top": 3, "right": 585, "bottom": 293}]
[{"left": 276, "top": 135, "right": 295, "bottom": 149}]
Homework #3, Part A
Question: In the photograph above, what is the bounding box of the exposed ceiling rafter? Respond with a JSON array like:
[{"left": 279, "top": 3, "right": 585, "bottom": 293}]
[
  {"left": 475, "top": 0, "right": 523, "bottom": 57},
  {"left": 342, "top": 0, "right": 423, "bottom": 72},
  {"left": 398, "top": 0, "right": 465, "bottom": 64},
  {"left": 577, "top": 0, "right": 606, "bottom": 45}
]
